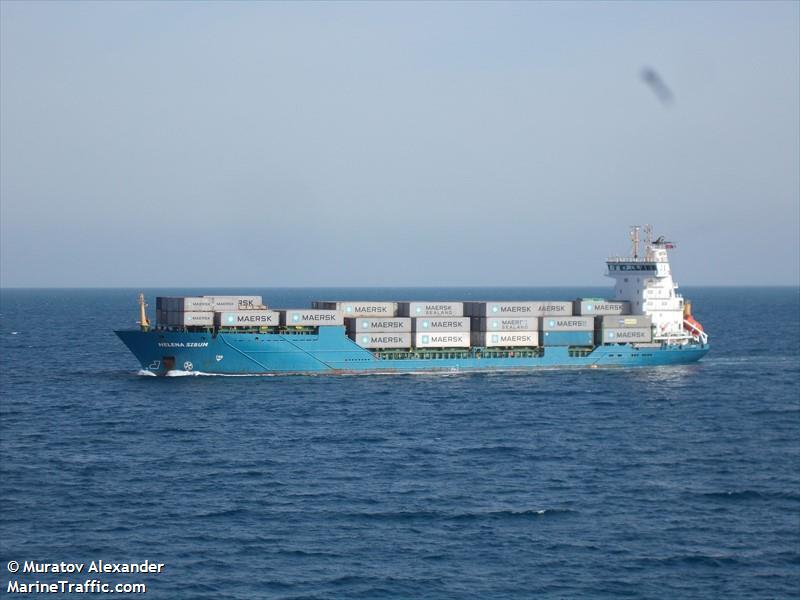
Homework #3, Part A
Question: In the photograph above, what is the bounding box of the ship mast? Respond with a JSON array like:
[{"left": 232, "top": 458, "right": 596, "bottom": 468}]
[
  {"left": 138, "top": 293, "right": 150, "bottom": 332},
  {"left": 629, "top": 226, "right": 641, "bottom": 258}
]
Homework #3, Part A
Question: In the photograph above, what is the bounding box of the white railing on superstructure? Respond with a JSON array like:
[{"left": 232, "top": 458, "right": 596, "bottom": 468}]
[
  {"left": 654, "top": 332, "right": 691, "bottom": 342},
  {"left": 606, "top": 256, "right": 667, "bottom": 263}
]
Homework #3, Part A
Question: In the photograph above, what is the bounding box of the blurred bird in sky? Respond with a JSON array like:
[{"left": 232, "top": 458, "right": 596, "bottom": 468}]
[{"left": 641, "top": 67, "right": 674, "bottom": 105}]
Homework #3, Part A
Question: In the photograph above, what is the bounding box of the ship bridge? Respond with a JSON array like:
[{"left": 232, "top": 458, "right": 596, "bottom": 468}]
[{"left": 605, "top": 226, "right": 698, "bottom": 343}]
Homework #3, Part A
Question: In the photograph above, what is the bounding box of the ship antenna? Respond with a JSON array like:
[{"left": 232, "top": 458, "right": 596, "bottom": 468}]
[
  {"left": 644, "top": 224, "right": 653, "bottom": 246},
  {"left": 138, "top": 293, "right": 150, "bottom": 332},
  {"left": 630, "top": 225, "right": 641, "bottom": 258}
]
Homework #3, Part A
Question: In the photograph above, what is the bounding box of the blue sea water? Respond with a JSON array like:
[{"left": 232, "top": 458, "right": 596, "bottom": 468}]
[{"left": 1, "top": 287, "right": 798, "bottom": 599}]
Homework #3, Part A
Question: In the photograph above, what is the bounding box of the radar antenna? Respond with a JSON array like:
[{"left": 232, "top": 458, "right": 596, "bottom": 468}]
[{"left": 643, "top": 224, "right": 653, "bottom": 246}]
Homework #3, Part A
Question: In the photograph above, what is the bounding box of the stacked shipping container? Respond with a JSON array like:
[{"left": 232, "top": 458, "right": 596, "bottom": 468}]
[
  {"left": 598, "top": 314, "right": 653, "bottom": 343},
  {"left": 471, "top": 331, "right": 540, "bottom": 348},
  {"left": 411, "top": 314, "right": 470, "bottom": 348},
  {"left": 280, "top": 310, "right": 343, "bottom": 327},
  {"left": 152, "top": 296, "right": 655, "bottom": 347},
  {"left": 465, "top": 301, "right": 572, "bottom": 317},
  {"left": 465, "top": 301, "right": 568, "bottom": 348},
  {"left": 313, "top": 301, "right": 397, "bottom": 317},
  {"left": 397, "top": 302, "right": 463, "bottom": 317},
  {"left": 343, "top": 310, "right": 412, "bottom": 349},
  {"left": 157, "top": 296, "right": 214, "bottom": 328},
  {"left": 573, "top": 299, "right": 631, "bottom": 316},
  {"left": 541, "top": 316, "right": 595, "bottom": 346},
  {"left": 157, "top": 296, "right": 267, "bottom": 328}
]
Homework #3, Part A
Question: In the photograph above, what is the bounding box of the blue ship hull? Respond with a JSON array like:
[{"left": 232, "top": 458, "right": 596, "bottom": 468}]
[{"left": 115, "top": 326, "right": 709, "bottom": 375}]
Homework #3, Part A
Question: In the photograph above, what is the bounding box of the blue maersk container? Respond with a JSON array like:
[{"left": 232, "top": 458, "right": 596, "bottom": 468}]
[{"left": 541, "top": 330, "right": 594, "bottom": 346}]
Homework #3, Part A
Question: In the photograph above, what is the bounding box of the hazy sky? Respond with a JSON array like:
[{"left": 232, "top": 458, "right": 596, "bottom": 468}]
[{"left": 1, "top": 1, "right": 798, "bottom": 287}]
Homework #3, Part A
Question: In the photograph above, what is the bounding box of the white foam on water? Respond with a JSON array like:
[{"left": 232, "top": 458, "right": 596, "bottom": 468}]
[
  {"left": 164, "top": 369, "right": 276, "bottom": 377},
  {"left": 165, "top": 369, "right": 203, "bottom": 377},
  {"left": 137, "top": 370, "right": 157, "bottom": 377}
]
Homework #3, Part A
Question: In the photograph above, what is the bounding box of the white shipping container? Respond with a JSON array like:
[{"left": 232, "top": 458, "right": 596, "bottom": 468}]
[
  {"left": 542, "top": 316, "right": 594, "bottom": 331},
  {"left": 280, "top": 309, "right": 344, "bottom": 327},
  {"left": 349, "top": 332, "right": 412, "bottom": 349},
  {"left": 207, "top": 297, "right": 239, "bottom": 311},
  {"left": 601, "top": 328, "right": 652, "bottom": 343},
  {"left": 574, "top": 300, "right": 631, "bottom": 316},
  {"left": 472, "top": 317, "right": 539, "bottom": 331},
  {"left": 206, "top": 296, "right": 264, "bottom": 310},
  {"left": 163, "top": 297, "right": 213, "bottom": 311},
  {"left": 397, "top": 302, "right": 464, "bottom": 317},
  {"left": 465, "top": 301, "right": 573, "bottom": 317},
  {"left": 167, "top": 311, "right": 215, "bottom": 327},
  {"left": 413, "top": 332, "right": 470, "bottom": 348},
  {"left": 184, "top": 297, "right": 214, "bottom": 311},
  {"left": 216, "top": 310, "right": 279, "bottom": 327},
  {"left": 313, "top": 301, "right": 397, "bottom": 317},
  {"left": 412, "top": 317, "right": 470, "bottom": 332},
  {"left": 345, "top": 317, "right": 411, "bottom": 333},
  {"left": 472, "top": 331, "right": 540, "bottom": 347}
]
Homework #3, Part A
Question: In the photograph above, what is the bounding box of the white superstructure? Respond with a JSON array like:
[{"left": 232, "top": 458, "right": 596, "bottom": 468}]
[{"left": 606, "top": 225, "right": 706, "bottom": 344}]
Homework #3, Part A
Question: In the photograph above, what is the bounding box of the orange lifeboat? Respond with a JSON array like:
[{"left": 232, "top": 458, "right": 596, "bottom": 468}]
[{"left": 683, "top": 301, "right": 704, "bottom": 336}]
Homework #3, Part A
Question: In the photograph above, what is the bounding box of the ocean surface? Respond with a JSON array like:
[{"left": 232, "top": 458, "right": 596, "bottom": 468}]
[{"left": 1, "top": 287, "right": 798, "bottom": 599}]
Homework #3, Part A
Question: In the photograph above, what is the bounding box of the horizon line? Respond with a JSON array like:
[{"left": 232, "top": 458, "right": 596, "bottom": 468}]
[{"left": 2, "top": 284, "right": 799, "bottom": 290}]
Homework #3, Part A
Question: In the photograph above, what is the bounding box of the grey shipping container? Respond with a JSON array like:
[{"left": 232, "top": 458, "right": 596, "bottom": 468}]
[
  {"left": 472, "top": 331, "right": 540, "bottom": 347},
  {"left": 397, "top": 302, "right": 464, "bottom": 317},
  {"left": 205, "top": 296, "right": 264, "bottom": 310},
  {"left": 600, "top": 315, "right": 652, "bottom": 329},
  {"left": 601, "top": 328, "right": 653, "bottom": 343},
  {"left": 472, "top": 317, "right": 539, "bottom": 331},
  {"left": 215, "top": 310, "right": 279, "bottom": 327},
  {"left": 463, "top": 301, "right": 573, "bottom": 317},
  {"left": 574, "top": 299, "right": 631, "bottom": 316},
  {"left": 465, "top": 301, "right": 571, "bottom": 317},
  {"left": 169, "top": 297, "right": 213, "bottom": 311},
  {"left": 345, "top": 317, "right": 411, "bottom": 333},
  {"left": 413, "top": 332, "right": 470, "bottom": 348},
  {"left": 349, "top": 332, "right": 412, "bottom": 349},
  {"left": 313, "top": 301, "right": 397, "bottom": 317},
  {"left": 542, "top": 316, "right": 594, "bottom": 331},
  {"left": 280, "top": 309, "right": 344, "bottom": 327},
  {"left": 166, "top": 311, "right": 215, "bottom": 327},
  {"left": 412, "top": 317, "right": 470, "bottom": 332}
]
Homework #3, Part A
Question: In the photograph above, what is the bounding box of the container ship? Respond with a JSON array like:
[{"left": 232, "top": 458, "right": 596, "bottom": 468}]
[{"left": 116, "top": 227, "right": 709, "bottom": 375}]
